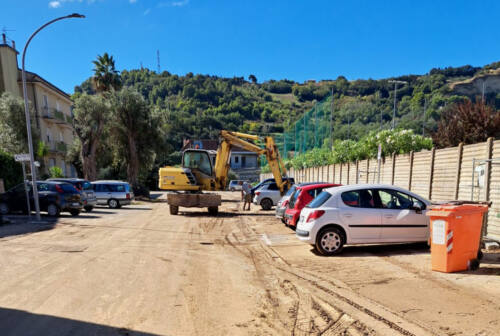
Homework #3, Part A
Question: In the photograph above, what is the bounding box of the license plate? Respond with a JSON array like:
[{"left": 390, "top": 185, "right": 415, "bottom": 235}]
[{"left": 72, "top": 202, "right": 80, "bottom": 206}]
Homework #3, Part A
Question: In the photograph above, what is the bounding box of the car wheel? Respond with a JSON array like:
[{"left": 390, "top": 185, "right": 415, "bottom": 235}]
[
  {"left": 281, "top": 218, "right": 287, "bottom": 224},
  {"left": 468, "top": 258, "right": 480, "bottom": 271},
  {"left": 0, "top": 202, "right": 9, "bottom": 215},
  {"left": 70, "top": 210, "right": 80, "bottom": 216},
  {"left": 260, "top": 198, "right": 272, "bottom": 210},
  {"left": 169, "top": 205, "right": 179, "bottom": 215},
  {"left": 84, "top": 206, "right": 93, "bottom": 212},
  {"left": 47, "top": 203, "right": 60, "bottom": 217},
  {"left": 108, "top": 199, "right": 119, "bottom": 209},
  {"left": 315, "top": 227, "right": 345, "bottom": 256},
  {"left": 477, "top": 250, "right": 483, "bottom": 260},
  {"left": 208, "top": 206, "right": 218, "bottom": 216},
  {"left": 230, "top": 188, "right": 235, "bottom": 192}
]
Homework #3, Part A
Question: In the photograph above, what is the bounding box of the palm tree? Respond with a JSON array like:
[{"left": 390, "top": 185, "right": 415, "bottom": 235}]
[{"left": 92, "top": 53, "right": 121, "bottom": 93}]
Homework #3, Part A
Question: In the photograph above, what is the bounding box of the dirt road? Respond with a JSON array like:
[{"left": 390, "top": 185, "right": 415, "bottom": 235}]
[{"left": 0, "top": 191, "right": 499, "bottom": 335}]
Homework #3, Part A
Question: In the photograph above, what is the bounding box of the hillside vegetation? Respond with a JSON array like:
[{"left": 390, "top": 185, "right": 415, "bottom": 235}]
[{"left": 73, "top": 60, "right": 500, "bottom": 164}]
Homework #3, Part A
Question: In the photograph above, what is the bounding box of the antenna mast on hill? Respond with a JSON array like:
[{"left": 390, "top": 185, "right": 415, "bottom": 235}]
[{"left": 157, "top": 50, "right": 160, "bottom": 73}]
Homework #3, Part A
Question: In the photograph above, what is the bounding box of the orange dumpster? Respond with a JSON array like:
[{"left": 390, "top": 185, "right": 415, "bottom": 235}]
[{"left": 426, "top": 203, "right": 488, "bottom": 273}]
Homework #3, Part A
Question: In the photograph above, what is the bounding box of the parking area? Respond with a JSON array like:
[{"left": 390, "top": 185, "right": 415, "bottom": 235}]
[{"left": 0, "top": 191, "right": 499, "bottom": 335}]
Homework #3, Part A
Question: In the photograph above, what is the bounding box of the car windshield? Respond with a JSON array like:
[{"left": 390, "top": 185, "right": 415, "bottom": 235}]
[
  {"left": 306, "top": 191, "right": 331, "bottom": 208},
  {"left": 183, "top": 151, "right": 213, "bottom": 176},
  {"left": 285, "top": 185, "right": 297, "bottom": 197},
  {"left": 288, "top": 189, "right": 300, "bottom": 208}
]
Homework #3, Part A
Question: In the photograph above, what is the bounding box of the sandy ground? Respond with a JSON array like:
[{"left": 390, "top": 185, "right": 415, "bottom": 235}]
[{"left": 0, "top": 191, "right": 499, "bottom": 336}]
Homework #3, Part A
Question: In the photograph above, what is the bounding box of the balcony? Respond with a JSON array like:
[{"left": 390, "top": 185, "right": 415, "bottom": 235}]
[
  {"left": 45, "top": 140, "right": 67, "bottom": 154},
  {"left": 41, "top": 108, "right": 72, "bottom": 126}
]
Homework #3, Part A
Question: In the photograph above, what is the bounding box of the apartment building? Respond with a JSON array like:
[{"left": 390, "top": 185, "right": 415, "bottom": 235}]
[{"left": 0, "top": 34, "right": 76, "bottom": 177}]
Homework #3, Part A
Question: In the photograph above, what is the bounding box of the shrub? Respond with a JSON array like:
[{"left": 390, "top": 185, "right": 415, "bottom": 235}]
[
  {"left": 286, "top": 129, "right": 433, "bottom": 169},
  {"left": 0, "top": 150, "right": 23, "bottom": 190},
  {"left": 49, "top": 166, "right": 64, "bottom": 178}
]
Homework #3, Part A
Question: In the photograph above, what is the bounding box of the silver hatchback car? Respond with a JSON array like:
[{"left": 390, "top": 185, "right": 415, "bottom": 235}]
[{"left": 91, "top": 181, "right": 134, "bottom": 208}]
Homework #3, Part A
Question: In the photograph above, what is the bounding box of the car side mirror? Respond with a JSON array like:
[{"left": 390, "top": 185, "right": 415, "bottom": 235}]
[{"left": 411, "top": 202, "right": 422, "bottom": 214}]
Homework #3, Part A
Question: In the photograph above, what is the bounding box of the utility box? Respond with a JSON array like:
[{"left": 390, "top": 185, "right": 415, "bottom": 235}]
[{"left": 0, "top": 179, "right": 4, "bottom": 193}]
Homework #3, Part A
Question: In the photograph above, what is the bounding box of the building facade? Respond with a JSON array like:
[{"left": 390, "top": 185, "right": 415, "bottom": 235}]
[{"left": 0, "top": 34, "right": 76, "bottom": 177}]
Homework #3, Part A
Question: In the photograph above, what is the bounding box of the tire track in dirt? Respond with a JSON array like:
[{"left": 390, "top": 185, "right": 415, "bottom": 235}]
[
  {"left": 227, "top": 208, "right": 436, "bottom": 336},
  {"left": 224, "top": 213, "right": 377, "bottom": 336}
]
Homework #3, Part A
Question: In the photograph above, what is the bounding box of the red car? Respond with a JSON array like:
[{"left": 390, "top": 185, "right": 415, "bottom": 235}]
[{"left": 284, "top": 183, "right": 341, "bottom": 227}]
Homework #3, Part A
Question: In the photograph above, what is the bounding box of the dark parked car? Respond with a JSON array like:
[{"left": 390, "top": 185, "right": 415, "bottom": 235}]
[
  {"left": 47, "top": 178, "right": 97, "bottom": 212},
  {"left": 251, "top": 177, "right": 295, "bottom": 197},
  {"left": 0, "top": 181, "right": 82, "bottom": 217}
]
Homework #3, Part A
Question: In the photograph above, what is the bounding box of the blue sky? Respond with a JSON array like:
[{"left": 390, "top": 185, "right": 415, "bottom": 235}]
[{"left": 2, "top": 0, "right": 500, "bottom": 93}]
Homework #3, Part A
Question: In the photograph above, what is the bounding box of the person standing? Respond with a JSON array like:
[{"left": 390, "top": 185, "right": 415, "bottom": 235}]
[{"left": 241, "top": 181, "right": 252, "bottom": 211}]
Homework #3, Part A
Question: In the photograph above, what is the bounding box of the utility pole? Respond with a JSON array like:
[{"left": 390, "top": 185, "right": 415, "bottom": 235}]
[
  {"left": 294, "top": 121, "right": 297, "bottom": 156},
  {"left": 21, "top": 13, "right": 85, "bottom": 222},
  {"left": 347, "top": 114, "right": 351, "bottom": 140},
  {"left": 157, "top": 49, "right": 161, "bottom": 73},
  {"left": 303, "top": 113, "right": 306, "bottom": 153},
  {"left": 330, "top": 88, "right": 334, "bottom": 147},
  {"left": 422, "top": 98, "right": 427, "bottom": 137},
  {"left": 314, "top": 104, "right": 317, "bottom": 148},
  {"left": 388, "top": 80, "right": 407, "bottom": 130},
  {"left": 283, "top": 120, "right": 288, "bottom": 159}
]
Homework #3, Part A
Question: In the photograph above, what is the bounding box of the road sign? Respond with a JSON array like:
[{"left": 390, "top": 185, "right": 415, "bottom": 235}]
[{"left": 14, "top": 154, "right": 30, "bottom": 162}]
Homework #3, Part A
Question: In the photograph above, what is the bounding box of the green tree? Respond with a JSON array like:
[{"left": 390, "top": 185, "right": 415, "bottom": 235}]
[
  {"left": 72, "top": 94, "right": 111, "bottom": 180},
  {"left": 248, "top": 74, "right": 257, "bottom": 84},
  {"left": 0, "top": 150, "right": 22, "bottom": 189},
  {"left": 92, "top": 53, "right": 122, "bottom": 93},
  {"left": 110, "top": 88, "right": 161, "bottom": 186},
  {"left": 0, "top": 92, "right": 40, "bottom": 154}
]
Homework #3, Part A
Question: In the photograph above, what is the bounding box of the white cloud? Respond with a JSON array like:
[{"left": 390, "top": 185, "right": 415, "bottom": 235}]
[
  {"left": 48, "top": 0, "right": 93, "bottom": 8},
  {"left": 158, "top": 0, "right": 189, "bottom": 8},
  {"left": 172, "top": 0, "right": 189, "bottom": 6}
]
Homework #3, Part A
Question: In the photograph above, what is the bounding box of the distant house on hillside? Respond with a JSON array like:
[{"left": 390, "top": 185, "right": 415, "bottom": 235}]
[{"left": 181, "top": 139, "right": 260, "bottom": 182}]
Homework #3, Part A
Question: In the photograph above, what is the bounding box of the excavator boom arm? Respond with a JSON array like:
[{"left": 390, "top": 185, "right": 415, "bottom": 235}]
[{"left": 214, "top": 130, "right": 289, "bottom": 193}]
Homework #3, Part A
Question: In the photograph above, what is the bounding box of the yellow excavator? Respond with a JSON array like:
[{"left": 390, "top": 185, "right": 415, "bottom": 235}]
[{"left": 158, "top": 130, "right": 291, "bottom": 215}]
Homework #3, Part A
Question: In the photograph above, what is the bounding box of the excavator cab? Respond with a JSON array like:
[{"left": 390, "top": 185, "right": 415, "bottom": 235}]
[{"left": 183, "top": 150, "right": 214, "bottom": 177}]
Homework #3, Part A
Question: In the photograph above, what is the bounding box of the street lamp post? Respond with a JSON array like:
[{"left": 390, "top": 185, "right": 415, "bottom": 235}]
[
  {"left": 388, "top": 80, "right": 407, "bottom": 130},
  {"left": 21, "top": 13, "right": 85, "bottom": 221}
]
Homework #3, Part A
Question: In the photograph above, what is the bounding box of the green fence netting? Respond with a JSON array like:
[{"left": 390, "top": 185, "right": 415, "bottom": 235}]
[
  {"left": 259, "top": 94, "right": 334, "bottom": 168},
  {"left": 281, "top": 94, "right": 334, "bottom": 159}
]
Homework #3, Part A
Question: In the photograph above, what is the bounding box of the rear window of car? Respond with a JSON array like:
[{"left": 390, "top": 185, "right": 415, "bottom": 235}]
[
  {"left": 267, "top": 183, "right": 279, "bottom": 191},
  {"left": 59, "top": 183, "right": 78, "bottom": 192},
  {"left": 306, "top": 191, "right": 331, "bottom": 208},
  {"left": 108, "top": 184, "right": 125, "bottom": 192},
  {"left": 37, "top": 183, "right": 50, "bottom": 192},
  {"left": 82, "top": 181, "right": 92, "bottom": 190}
]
